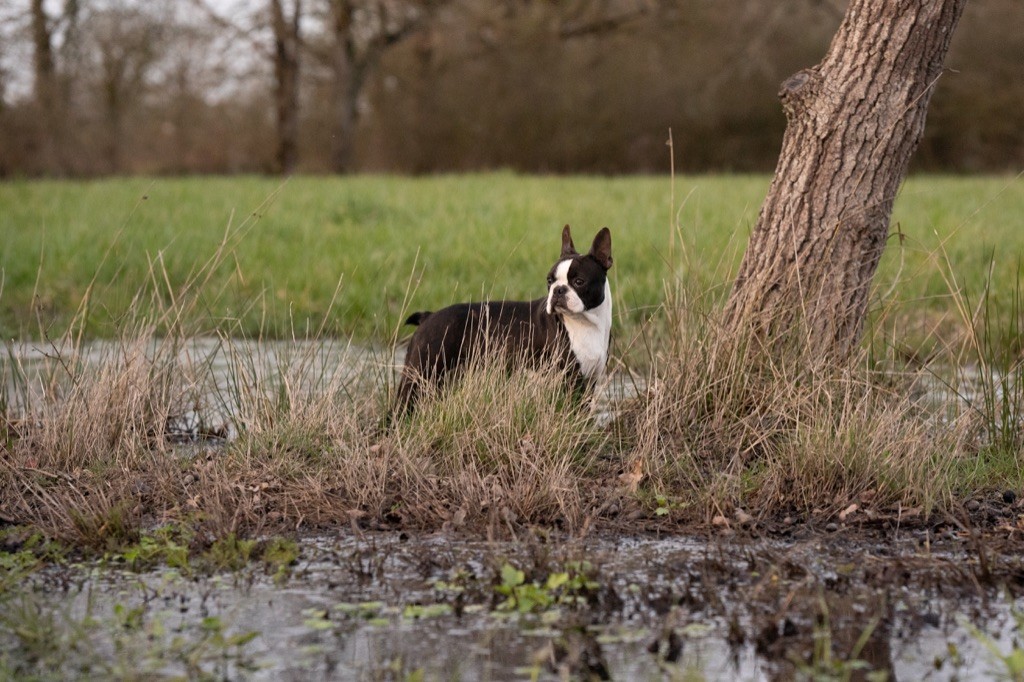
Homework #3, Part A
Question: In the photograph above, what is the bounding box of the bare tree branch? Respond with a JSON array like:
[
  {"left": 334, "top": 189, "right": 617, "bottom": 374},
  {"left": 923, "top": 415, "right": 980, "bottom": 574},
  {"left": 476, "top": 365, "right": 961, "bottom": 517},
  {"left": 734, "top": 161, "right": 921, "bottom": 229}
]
[{"left": 186, "top": 0, "right": 272, "bottom": 60}]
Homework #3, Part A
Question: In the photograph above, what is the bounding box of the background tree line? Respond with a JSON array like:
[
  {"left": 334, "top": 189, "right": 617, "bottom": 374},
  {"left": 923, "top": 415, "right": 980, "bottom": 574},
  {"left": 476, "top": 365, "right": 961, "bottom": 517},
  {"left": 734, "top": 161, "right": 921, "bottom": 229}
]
[{"left": 1, "top": 0, "right": 1020, "bottom": 177}]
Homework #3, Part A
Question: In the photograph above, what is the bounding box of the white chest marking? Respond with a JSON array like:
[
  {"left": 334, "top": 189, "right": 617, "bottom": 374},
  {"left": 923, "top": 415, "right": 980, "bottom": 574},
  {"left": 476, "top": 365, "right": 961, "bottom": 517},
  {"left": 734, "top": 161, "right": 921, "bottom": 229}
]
[
  {"left": 560, "top": 281, "right": 612, "bottom": 380},
  {"left": 545, "top": 259, "right": 611, "bottom": 379}
]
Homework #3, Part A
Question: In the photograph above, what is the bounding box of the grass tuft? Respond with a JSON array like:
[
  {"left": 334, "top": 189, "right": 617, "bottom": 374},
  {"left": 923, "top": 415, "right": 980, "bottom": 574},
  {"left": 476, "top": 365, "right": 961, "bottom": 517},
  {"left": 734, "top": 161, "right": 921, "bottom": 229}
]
[
  {"left": 382, "top": 355, "right": 608, "bottom": 528},
  {"left": 621, "top": 280, "right": 970, "bottom": 522}
]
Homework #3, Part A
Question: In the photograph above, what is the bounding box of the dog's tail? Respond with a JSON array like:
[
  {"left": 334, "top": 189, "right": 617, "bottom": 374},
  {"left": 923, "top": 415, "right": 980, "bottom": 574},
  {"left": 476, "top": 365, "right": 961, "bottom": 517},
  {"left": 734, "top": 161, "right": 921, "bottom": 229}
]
[{"left": 405, "top": 311, "right": 432, "bottom": 326}]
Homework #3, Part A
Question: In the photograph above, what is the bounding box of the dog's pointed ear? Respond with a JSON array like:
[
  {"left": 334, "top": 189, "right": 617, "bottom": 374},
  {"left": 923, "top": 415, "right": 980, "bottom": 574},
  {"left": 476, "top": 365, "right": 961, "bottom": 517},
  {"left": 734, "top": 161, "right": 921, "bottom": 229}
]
[
  {"left": 589, "top": 227, "right": 613, "bottom": 270},
  {"left": 560, "top": 224, "right": 578, "bottom": 259}
]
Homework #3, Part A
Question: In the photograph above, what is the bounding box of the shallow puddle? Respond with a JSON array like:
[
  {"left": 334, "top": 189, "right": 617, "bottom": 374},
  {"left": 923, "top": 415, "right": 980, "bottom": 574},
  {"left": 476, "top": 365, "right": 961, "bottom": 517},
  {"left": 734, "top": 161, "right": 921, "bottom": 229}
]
[
  {"left": 7, "top": 531, "right": 1024, "bottom": 680},
  {"left": 2, "top": 337, "right": 640, "bottom": 431}
]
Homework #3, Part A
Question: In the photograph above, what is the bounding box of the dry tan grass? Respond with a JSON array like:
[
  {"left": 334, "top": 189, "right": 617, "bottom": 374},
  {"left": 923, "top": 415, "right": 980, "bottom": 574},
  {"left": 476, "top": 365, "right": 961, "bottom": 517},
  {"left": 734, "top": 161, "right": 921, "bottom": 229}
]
[
  {"left": 1, "top": 250, "right": 1019, "bottom": 550},
  {"left": 0, "top": 323, "right": 613, "bottom": 545},
  {"left": 620, "top": 282, "right": 973, "bottom": 522},
  {"left": 2, "top": 330, "right": 191, "bottom": 547},
  {"left": 383, "top": 357, "right": 608, "bottom": 529}
]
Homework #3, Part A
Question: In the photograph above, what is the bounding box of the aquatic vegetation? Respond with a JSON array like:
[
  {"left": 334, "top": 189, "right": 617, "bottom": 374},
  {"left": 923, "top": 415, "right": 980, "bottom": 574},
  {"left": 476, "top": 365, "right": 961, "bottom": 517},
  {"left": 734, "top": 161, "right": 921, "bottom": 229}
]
[
  {"left": 204, "top": 533, "right": 258, "bottom": 572},
  {"left": 260, "top": 536, "right": 300, "bottom": 582},
  {"left": 494, "top": 560, "right": 600, "bottom": 614},
  {"left": 115, "top": 525, "right": 191, "bottom": 572},
  {"left": 0, "top": 586, "right": 260, "bottom": 679},
  {"left": 0, "top": 531, "right": 1022, "bottom": 679}
]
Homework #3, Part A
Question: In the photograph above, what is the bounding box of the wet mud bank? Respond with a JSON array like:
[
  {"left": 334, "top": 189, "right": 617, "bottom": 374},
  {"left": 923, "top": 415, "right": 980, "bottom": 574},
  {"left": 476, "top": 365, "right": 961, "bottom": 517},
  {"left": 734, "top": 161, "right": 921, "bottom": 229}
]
[{"left": 7, "top": 526, "right": 1024, "bottom": 680}]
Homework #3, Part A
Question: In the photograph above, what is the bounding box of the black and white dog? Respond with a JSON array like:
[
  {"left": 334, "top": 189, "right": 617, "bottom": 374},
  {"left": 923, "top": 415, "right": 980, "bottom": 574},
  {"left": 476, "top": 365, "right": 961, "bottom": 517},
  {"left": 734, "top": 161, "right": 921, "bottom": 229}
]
[{"left": 395, "top": 225, "right": 613, "bottom": 412}]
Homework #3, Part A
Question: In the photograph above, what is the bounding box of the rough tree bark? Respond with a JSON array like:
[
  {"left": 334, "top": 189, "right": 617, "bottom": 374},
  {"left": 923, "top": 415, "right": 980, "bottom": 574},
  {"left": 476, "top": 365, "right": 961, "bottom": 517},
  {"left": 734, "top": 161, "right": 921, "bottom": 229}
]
[{"left": 722, "top": 0, "right": 968, "bottom": 360}]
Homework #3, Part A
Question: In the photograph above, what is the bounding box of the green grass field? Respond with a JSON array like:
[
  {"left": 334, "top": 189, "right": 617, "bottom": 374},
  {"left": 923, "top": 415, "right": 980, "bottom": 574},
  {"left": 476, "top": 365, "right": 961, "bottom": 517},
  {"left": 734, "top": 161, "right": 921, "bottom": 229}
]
[{"left": 1, "top": 174, "right": 1022, "bottom": 347}]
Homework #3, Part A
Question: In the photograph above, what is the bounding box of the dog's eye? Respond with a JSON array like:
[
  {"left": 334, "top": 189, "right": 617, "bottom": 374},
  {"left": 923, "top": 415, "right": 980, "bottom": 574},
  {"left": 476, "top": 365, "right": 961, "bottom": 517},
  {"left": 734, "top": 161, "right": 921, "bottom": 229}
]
[
  {"left": 573, "top": 278, "right": 585, "bottom": 287},
  {"left": 547, "top": 274, "right": 555, "bottom": 285}
]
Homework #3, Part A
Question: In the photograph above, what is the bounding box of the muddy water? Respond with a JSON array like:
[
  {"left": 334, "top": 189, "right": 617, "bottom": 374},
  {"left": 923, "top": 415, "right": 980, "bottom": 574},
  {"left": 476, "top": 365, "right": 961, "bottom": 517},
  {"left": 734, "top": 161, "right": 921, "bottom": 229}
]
[
  {"left": 2, "top": 337, "right": 640, "bottom": 430},
  {"left": 12, "top": 531, "right": 1024, "bottom": 680},
  {"left": 3, "top": 337, "right": 382, "bottom": 400},
  {"left": 13, "top": 337, "right": 1009, "bottom": 446}
]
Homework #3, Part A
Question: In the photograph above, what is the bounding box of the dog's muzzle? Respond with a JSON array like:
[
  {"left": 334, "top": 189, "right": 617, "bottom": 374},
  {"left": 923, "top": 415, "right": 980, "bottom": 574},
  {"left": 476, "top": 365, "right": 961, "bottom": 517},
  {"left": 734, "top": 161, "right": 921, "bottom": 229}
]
[{"left": 547, "top": 285, "right": 570, "bottom": 314}]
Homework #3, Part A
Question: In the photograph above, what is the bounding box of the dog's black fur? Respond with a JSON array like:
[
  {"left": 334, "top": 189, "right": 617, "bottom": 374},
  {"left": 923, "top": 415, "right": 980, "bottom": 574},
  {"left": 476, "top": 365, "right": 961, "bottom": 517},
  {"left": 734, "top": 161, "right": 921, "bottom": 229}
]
[{"left": 394, "top": 225, "right": 612, "bottom": 414}]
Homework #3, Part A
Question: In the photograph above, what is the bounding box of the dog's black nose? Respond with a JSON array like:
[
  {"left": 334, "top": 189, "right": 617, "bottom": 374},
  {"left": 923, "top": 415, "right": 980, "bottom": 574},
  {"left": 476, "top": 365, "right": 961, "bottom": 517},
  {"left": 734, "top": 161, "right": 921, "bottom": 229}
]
[{"left": 553, "top": 285, "right": 568, "bottom": 296}]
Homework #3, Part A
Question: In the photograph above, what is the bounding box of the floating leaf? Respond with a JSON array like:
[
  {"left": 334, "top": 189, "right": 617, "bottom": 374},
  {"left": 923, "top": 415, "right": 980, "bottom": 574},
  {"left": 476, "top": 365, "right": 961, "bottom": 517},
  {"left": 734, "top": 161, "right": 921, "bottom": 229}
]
[
  {"left": 402, "top": 603, "right": 452, "bottom": 619},
  {"left": 501, "top": 563, "right": 525, "bottom": 588},
  {"left": 545, "top": 572, "right": 569, "bottom": 591}
]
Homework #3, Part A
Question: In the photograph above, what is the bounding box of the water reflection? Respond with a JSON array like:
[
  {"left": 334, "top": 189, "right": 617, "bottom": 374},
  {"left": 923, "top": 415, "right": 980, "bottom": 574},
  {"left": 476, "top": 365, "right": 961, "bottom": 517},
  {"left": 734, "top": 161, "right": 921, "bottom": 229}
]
[{"left": 13, "top": 532, "right": 1021, "bottom": 680}]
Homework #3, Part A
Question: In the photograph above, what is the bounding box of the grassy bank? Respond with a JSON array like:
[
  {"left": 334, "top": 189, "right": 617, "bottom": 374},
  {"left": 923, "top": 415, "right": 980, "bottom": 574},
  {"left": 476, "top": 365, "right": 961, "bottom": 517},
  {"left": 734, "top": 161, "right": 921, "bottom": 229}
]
[
  {"left": 1, "top": 173, "right": 1023, "bottom": 552},
  {"left": 2, "top": 292, "right": 1021, "bottom": 550}
]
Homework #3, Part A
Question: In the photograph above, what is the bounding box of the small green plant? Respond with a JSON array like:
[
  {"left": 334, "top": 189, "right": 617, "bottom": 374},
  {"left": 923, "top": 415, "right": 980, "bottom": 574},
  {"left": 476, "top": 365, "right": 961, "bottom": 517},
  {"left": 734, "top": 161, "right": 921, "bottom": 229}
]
[
  {"left": 170, "top": 615, "right": 260, "bottom": 679},
  {"left": 433, "top": 567, "right": 475, "bottom": 595},
  {"left": 203, "top": 533, "right": 257, "bottom": 571},
  {"left": 402, "top": 603, "right": 453, "bottom": 620},
  {"left": 113, "top": 602, "right": 146, "bottom": 631},
  {"left": 654, "top": 493, "right": 673, "bottom": 517},
  {"left": 302, "top": 608, "right": 334, "bottom": 631},
  {"left": 116, "top": 525, "right": 192, "bottom": 572},
  {"left": 0, "top": 528, "right": 67, "bottom": 562},
  {"left": 494, "top": 560, "right": 599, "bottom": 614},
  {"left": 260, "top": 536, "right": 299, "bottom": 582},
  {"left": 333, "top": 601, "right": 389, "bottom": 627},
  {"left": 0, "top": 550, "right": 40, "bottom": 591},
  {"left": 375, "top": 656, "right": 426, "bottom": 682}
]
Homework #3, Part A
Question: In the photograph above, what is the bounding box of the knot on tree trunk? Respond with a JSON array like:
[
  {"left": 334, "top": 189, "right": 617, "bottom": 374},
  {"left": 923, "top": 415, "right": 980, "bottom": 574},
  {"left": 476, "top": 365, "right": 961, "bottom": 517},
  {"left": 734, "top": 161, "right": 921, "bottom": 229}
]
[
  {"left": 728, "top": 0, "right": 967, "bottom": 363},
  {"left": 779, "top": 68, "right": 821, "bottom": 121}
]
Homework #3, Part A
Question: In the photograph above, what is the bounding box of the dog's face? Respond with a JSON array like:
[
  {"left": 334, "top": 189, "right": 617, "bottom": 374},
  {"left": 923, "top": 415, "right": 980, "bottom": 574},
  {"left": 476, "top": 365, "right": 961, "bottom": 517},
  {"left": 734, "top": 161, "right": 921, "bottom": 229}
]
[{"left": 545, "top": 225, "right": 613, "bottom": 316}]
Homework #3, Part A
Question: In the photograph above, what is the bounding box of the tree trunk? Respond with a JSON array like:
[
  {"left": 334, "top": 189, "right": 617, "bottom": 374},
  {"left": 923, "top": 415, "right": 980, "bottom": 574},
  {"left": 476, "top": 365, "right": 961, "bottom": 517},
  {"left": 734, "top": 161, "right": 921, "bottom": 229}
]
[
  {"left": 30, "top": 0, "right": 60, "bottom": 172},
  {"left": 722, "top": 0, "right": 968, "bottom": 360},
  {"left": 30, "top": 0, "right": 56, "bottom": 108},
  {"left": 327, "top": 0, "right": 357, "bottom": 173},
  {"left": 271, "top": 0, "right": 302, "bottom": 174}
]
